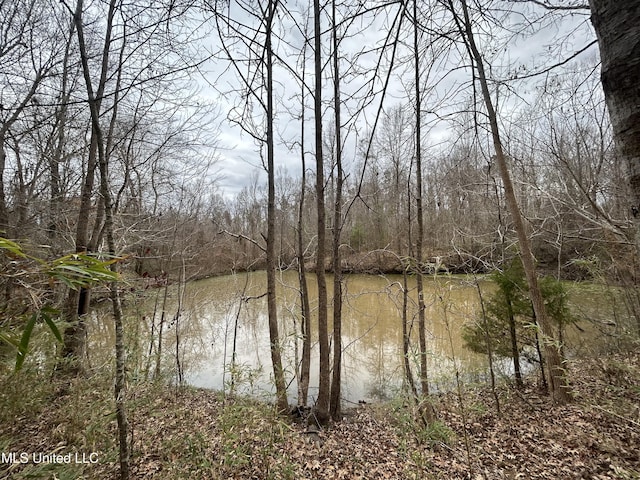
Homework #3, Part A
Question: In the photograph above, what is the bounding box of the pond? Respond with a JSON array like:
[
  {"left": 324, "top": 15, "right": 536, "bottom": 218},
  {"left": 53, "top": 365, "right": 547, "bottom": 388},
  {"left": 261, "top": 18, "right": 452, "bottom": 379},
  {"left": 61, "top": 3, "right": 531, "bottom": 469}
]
[
  {"left": 181, "top": 272, "right": 493, "bottom": 403},
  {"left": 89, "top": 271, "right": 629, "bottom": 405}
]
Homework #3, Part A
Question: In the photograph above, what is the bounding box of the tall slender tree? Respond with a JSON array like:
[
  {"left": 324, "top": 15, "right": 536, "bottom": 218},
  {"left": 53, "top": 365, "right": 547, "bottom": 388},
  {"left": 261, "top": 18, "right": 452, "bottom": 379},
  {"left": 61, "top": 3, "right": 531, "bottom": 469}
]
[
  {"left": 67, "top": 0, "right": 129, "bottom": 475},
  {"left": 296, "top": 27, "right": 312, "bottom": 407},
  {"left": 413, "top": 0, "right": 430, "bottom": 401},
  {"left": 329, "top": 0, "right": 344, "bottom": 420},
  {"left": 313, "top": 0, "right": 331, "bottom": 424},
  {"left": 264, "top": 0, "right": 289, "bottom": 413},
  {"left": 61, "top": 0, "right": 117, "bottom": 372},
  {"left": 448, "top": 0, "right": 572, "bottom": 404},
  {"left": 211, "top": 0, "right": 288, "bottom": 411}
]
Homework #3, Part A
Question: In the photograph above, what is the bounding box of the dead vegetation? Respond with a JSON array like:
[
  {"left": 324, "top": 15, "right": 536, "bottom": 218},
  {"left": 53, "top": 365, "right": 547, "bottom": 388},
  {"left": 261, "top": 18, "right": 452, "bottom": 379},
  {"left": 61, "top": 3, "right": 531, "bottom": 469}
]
[{"left": 1, "top": 352, "right": 639, "bottom": 479}]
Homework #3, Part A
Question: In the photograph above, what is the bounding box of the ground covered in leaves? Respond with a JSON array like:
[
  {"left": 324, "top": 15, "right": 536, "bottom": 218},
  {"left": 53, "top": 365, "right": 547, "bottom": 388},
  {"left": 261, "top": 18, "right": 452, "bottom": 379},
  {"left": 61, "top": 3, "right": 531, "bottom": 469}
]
[{"left": 1, "top": 352, "right": 639, "bottom": 479}]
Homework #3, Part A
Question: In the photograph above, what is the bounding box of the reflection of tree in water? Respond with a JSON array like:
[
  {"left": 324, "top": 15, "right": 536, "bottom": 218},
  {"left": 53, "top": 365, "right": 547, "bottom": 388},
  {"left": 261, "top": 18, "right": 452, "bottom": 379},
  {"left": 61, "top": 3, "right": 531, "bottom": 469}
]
[
  {"left": 87, "top": 271, "right": 621, "bottom": 406},
  {"left": 362, "top": 336, "right": 402, "bottom": 401},
  {"left": 340, "top": 280, "right": 404, "bottom": 402}
]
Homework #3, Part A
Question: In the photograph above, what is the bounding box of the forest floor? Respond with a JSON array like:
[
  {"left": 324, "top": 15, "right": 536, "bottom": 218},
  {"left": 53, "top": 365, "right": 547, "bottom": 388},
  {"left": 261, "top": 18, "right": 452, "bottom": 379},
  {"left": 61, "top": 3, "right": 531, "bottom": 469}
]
[{"left": 1, "top": 351, "right": 639, "bottom": 479}]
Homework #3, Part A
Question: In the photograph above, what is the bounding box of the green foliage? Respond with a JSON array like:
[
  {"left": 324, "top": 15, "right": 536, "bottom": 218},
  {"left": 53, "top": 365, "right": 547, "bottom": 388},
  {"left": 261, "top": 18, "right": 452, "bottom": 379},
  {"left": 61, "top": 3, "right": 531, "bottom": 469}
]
[
  {"left": 216, "top": 398, "right": 295, "bottom": 479},
  {"left": 0, "top": 367, "right": 118, "bottom": 479},
  {"left": 489, "top": 258, "right": 530, "bottom": 316},
  {"left": 539, "top": 276, "right": 574, "bottom": 328},
  {"left": 15, "top": 306, "right": 61, "bottom": 371},
  {"left": 45, "top": 252, "right": 120, "bottom": 290},
  {"left": 463, "top": 258, "right": 530, "bottom": 357},
  {"left": 0, "top": 237, "right": 27, "bottom": 258},
  {"left": 388, "top": 397, "right": 454, "bottom": 449},
  {"left": 0, "top": 237, "right": 121, "bottom": 370},
  {"left": 418, "top": 420, "right": 454, "bottom": 448},
  {"left": 463, "top": 258, "right": 573, "bottom": 358}
]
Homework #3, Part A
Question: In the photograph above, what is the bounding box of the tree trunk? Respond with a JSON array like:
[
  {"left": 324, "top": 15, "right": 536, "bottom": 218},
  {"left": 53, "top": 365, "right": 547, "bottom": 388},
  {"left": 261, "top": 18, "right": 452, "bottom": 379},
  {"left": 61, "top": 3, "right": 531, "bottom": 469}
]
[
  {"left": 265, "top": 0, "right": 288, "bottom": 413},
  {"left": 0, "top": 137, "right": 9, "bottom": 233},
  {"left": 454, "top": 0, "right": 571, "bottom": 404},
  {"left": 589, "top": 1, "right": 640, "bottom": 253},
  {"left": 62, "top": 0, "right": 117, "bottom": 371},
  {"left": 73, "top": 1, "right": 129, "bottom": 477},
  {"left": 506, "top": 298, "right": 523, "bottom": 388},
  {"left": 413, "top": 0, "right": 430, "bottom": 400},
  {"left": 475, "top": 280, "right": 500, "bottom": 415},
  {"left": 402, "top": 263, "right": 419, "bottom": 400},
  {"left": 297, "top": 63, "right": 311, "bottom": 408},
  {"left": 313, "top": 0, "right": 330, "bottom": 425},
  {"left": 329, "top": 0, "right": 343, "bottom": 420}
]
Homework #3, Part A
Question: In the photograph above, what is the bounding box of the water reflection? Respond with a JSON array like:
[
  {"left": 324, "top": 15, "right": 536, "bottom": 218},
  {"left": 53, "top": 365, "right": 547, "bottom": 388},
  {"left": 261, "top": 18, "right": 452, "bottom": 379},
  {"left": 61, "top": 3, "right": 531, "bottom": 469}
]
[
  {"left": 159, "top": 272, "right": 497, "bottom": 402},
  {"left": 88, "top": 272, "right": 626, "bottom": 404}
]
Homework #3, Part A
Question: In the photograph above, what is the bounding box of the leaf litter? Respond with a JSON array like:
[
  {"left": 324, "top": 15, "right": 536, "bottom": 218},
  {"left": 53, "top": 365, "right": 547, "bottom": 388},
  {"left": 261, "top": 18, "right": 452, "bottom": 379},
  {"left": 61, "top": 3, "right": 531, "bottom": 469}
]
[{"left": 1, "top": 353, "right": 638, "bottom": 479}]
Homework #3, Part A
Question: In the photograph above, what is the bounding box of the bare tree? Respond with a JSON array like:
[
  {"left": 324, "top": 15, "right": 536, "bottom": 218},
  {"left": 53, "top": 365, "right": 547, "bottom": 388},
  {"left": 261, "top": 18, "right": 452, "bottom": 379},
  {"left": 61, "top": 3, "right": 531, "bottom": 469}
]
[
  {"left": 412, "top": 0, "right": 431, "bottom": 406},
  {"left": 313, "top": 0, "right": 330, "bottom": 425},
  {"left": 210, "top": 0, "right": 289, "bottom": 412},
  {"left": 64, "top": 0, "right": 130, "bottom": 476},
  {"left": 0, "top": 0, "right": 60, "bottom": 235},
  {"left": 329, "top": 0, "right": 344, "bottom": 420},
  {"left": 295, "top": 19, "right": 312, "bottom": 407},
  {"left": 264, "top": 0, "right": 289, "bottom": 413},
  {"left": 446, "top": 0, "right": 572, "bottom": 404}
]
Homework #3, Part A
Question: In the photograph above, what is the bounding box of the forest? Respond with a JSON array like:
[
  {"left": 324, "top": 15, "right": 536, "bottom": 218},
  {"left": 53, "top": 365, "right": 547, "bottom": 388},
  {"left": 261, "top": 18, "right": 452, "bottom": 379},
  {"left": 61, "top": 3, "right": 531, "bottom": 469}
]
[{"left": 1, "top": 0, "right": 639, "bottom": 478}]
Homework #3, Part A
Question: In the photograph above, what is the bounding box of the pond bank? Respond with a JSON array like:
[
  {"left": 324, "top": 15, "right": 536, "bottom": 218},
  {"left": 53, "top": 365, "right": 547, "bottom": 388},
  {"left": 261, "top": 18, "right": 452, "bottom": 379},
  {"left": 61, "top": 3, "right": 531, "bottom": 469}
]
[
  {"left": 178, "top": 250, "right": 489, "bottom": 283},
  {"left": 1, "top": 352, "right": 638, "bottom": 479}
]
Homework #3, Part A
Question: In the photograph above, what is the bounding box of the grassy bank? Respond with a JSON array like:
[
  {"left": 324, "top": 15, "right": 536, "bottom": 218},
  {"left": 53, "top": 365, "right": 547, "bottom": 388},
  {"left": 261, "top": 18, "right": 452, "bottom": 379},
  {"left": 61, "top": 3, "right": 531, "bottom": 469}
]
[{"left": 1, "top": 351, "right": 639, "bottom": 479}]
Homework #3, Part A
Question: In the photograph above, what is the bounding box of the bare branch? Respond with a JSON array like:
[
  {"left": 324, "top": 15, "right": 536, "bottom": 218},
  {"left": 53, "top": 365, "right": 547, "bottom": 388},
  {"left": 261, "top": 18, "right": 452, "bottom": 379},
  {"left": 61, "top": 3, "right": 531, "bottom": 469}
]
[
  {"left": 507, "top": 0, "right": 590, "bottom": 11},
  {"left": 218, "top": 228, "right": 266, "bottom": 253}
]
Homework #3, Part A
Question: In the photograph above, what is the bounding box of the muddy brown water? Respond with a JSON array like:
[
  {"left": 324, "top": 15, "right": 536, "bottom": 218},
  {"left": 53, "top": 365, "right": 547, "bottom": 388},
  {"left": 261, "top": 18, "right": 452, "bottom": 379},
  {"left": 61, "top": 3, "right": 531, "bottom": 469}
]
[{"left": 89, "top": 272, "right": 625, "bottom": 405}]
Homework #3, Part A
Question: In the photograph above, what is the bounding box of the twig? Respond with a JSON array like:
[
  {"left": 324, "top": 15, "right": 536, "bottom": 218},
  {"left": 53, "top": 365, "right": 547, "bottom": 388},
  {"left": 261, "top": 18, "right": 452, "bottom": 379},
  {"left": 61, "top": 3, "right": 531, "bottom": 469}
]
[
  {"left": 218, "top": 229, "right": 266, "bottom": 253},
  {"left": 591, "top": 405, "right": 640, "bottom": 429}
]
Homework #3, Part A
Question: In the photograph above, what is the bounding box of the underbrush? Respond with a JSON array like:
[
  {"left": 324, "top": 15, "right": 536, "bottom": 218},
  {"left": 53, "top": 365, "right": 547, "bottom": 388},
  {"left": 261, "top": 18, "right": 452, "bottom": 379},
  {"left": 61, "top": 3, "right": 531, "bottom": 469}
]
[{"left": 0, "top": 351, "right": 638, "bottom": 479}]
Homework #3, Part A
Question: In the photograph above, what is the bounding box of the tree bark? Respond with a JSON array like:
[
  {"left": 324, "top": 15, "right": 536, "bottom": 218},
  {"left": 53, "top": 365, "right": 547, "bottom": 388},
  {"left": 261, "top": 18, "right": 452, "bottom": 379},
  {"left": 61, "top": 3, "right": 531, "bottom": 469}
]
[
  {"left": 73, "top": 1, "right": 129, "bottom": 477},
  {"left": 402, "top": 263, "right": 419, "bottom": 400},
  {"left": 507, "top": 297, "right": 523, "bottom": 388},
  {"left": 297, "top": 60, "right": 311, "bottom": 408},
  {"left": 329, "top": 0, "right": 343, "bottom": 420},
  {"left": 413, "top": 0, "right": 430, "bottom": 400},
  {"left": 589, "top": 0, "right": 640, "bottom": 252},
  {"left": 62, "top": 0, "right": 117, "bottom": 371}
]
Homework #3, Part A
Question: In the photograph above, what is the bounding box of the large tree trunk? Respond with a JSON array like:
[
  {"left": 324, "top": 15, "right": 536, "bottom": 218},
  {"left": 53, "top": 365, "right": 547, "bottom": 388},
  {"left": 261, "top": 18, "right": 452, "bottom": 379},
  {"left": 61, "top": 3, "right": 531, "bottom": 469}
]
[{"left": 589, "top": 1, "right": 640, "bottom": 250}]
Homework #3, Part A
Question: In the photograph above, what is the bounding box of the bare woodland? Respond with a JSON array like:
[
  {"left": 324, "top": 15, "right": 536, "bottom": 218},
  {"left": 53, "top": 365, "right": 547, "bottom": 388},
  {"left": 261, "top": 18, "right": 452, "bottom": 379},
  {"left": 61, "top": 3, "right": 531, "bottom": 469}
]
[{"left": 1, "top": 0, "right": 640, "bottom": 478}]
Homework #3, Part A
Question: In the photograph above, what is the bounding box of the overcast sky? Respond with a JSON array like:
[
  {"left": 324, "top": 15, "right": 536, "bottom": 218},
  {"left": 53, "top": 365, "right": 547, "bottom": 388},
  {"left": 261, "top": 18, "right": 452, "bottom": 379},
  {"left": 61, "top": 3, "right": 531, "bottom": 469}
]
[{"left": 196, "top": 1, "right": 597, "bottom": 200}]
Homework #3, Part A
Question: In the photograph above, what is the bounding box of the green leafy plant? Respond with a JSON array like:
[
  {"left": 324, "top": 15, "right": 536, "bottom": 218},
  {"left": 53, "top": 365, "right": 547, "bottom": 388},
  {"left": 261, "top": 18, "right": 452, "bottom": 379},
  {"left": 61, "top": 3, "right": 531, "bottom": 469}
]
[
  {"left": 15, "top": 306, "right": 62, "bottom": 371},
  {"left": 1, "top": 237, "right": 121, "bottom": 370}
]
